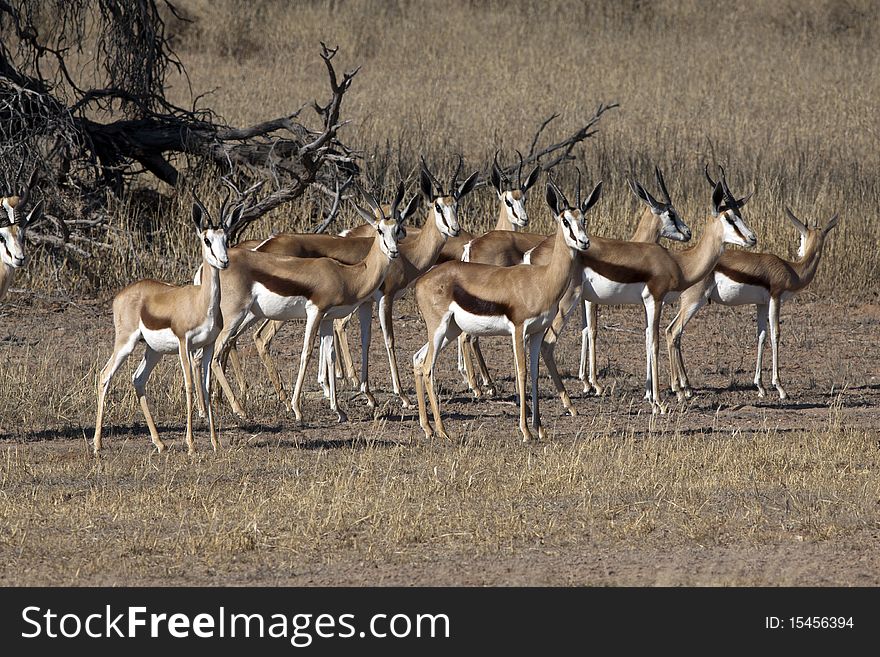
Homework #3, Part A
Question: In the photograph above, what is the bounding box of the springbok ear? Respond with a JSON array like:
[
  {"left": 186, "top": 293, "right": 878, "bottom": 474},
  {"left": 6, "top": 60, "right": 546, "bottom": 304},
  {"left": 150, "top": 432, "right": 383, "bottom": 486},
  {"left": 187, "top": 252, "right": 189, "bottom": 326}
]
[
  {"left": 783, "top": 206, "right": 807, "bottom": 234},
  {"left": 823, "top": 213, "right": 840, "bottom": 235},
  {"left": 398, "top": 194, "right": 421, "bottom": 224},
  {"left": 628, "top": 179, "right": 649, "bottom": 205},
  {"left": 711, "top": 182, "right": 724, "bottom": 215},
  {"left": 224, "top": 203, "right": 245, "bottom": 234},
  {"left": 23, "top": 199, "right": 44, "bottom": 228},
  {"left": 419, "top": 167, "right": 433, "bottom": 200},
  {"left": 581, "top": 181, "right": 603, "bottom": 213},
  {"left": 352, "top": 200, "right": 378, "bottom": 227},
  {"left": 490, "top": 162, "right": 503, "bottom": 194},
  {"left": 545, "top": 183, "right": 560, "bottom": 217},
  {"left": 522, "top": 166, "right": 540, "bottom": 193},
  {"left": 192, "top": 202, "right": 206, "bottom": 232},
  {"left": 736, "top": 191, "right": 754, "bottom": 207},
  {"left": 455, "top": 171, "right": 479, "bottom": 200}
]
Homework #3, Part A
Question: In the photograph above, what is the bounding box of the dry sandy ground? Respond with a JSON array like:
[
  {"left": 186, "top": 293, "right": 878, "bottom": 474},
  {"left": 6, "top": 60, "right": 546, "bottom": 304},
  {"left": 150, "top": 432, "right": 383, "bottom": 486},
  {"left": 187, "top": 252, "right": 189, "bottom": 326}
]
[{"left": 1, "top": 294, "right": 879, "bottom": 586}]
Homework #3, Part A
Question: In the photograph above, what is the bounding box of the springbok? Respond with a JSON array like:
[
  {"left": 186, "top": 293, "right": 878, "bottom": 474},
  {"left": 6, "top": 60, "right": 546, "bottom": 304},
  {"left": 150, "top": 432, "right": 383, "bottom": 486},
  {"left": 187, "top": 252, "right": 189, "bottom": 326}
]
[
  {"left": 208, "top": 183, "right": 416, "bottom": 423},
  {"left": 529, "top": 166, "right": 756, "bottom": 413},
  {"left": 232, "top": 160, "right": 478, "bottom": 414},
  {"left": 1, "top": 169, "right": 44, "bottom": 303},
  {"left": 413, "top": 177, "right": 599, "bottom": 442},
  {"left": 666, "top": 205, "right": 838, "bottom": 400},
  {"left": 578, "top": 167, "right": 692, "bottom": 395},
  {"left": 457, "top": 167, "right": 692, "bottom": 401},
  {"left": 94, "top": 189, "right": 247, "bottom": 454}
]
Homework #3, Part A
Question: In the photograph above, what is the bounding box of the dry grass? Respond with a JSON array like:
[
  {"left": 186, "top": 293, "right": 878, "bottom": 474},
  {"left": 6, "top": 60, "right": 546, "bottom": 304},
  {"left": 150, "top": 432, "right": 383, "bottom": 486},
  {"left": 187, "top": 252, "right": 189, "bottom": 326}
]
[
  {"left": 15, "top": 0, "right": 880, "bottom": 299},
  {"left": 2, "top": 0, "right": 880, "bottom": 586},
  {"left": 2, "top": 422, "right": 877, "bottom": 585}
]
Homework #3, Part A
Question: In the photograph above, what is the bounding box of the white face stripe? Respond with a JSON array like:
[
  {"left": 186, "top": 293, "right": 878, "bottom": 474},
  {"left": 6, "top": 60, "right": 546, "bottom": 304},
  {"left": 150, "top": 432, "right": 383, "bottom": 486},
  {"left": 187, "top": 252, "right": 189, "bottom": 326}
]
[
  {"left": 202, "top": 229, "right": 229, "bottom": 270},
  {"left": 560, "top": 210, "right": 590, "bottom": 251},
  {"left": 377, "top": 220, "right": 402, "bottom": 259},
  {"left": 432, "top": 198, "right": 460, "bottom": 236},
  {"left": 720, "top": 209, "right": 756, "bottom": 247},
  {"left": 502, "top": 191, "right": 529, "bottom": 227}
]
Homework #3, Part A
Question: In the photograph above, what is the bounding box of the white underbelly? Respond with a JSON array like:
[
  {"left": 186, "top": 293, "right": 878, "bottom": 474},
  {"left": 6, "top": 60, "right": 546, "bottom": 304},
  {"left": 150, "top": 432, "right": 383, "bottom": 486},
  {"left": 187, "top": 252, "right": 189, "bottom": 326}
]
[
  {"left": 450, "top": 302, "right": 513, "bottom": 336},
  {"left": 140, "top": 324, "right": 180, "bottom": 354},
  {"left": 252, "top": 283, "right": 309, "bottom": 320},
  {"left": 711, "top": 273, "right": 770, "bottom": 306},
  {"left": 582, "top": 269, "right": 647, "bottom": 304}
]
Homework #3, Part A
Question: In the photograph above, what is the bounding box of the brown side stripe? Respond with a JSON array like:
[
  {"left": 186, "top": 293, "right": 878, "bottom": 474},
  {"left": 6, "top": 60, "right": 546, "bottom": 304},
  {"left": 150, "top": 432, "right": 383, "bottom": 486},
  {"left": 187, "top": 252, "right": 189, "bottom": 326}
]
[
  {"left": 715, "top": 263, "right": 770, "bottom": 289},
  {"left": 452, "top": 285, "right": 511, "bottom": 318}
]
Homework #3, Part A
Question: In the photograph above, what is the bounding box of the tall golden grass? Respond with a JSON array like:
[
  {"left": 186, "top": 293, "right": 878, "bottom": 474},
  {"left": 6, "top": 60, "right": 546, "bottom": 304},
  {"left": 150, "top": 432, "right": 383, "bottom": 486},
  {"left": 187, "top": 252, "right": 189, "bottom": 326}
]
[{"left": 15, "top": 0, "right": 880, "bottom": 299}]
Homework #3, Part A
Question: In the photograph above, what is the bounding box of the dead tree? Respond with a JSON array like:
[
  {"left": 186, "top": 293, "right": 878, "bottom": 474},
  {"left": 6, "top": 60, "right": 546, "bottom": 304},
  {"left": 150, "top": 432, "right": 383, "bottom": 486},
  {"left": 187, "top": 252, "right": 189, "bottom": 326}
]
[{"left": 0, "top": 0, "right": 360, "bottom": 255}]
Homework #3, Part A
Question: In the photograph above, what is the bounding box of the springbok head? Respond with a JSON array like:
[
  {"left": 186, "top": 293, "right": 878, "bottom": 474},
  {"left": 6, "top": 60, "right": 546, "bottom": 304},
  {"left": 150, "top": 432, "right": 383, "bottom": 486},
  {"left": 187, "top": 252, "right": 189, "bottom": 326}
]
[
  {"left": 628, "top": 166, "right": 691, "bottom": 242},
  {"left": 353, "top": 182, "right": 419, "bottom": 260},
  {"left": 490, "top": 150, "right": 540, "bottom": 229},
  {"left": 544, "top": 169, "right": 599, "bottom": 253},
  {"left": 705, "top": 164, "right": 757, "bottom": 248},
  {"left": 784, "top": 206, "right": 839, "bottom": 259},
  {"left": 1, "top": 165, "right": 44, "bottom": 269},
  {"left": 420, "top": 156, "right": 479, "bottom": 238}
]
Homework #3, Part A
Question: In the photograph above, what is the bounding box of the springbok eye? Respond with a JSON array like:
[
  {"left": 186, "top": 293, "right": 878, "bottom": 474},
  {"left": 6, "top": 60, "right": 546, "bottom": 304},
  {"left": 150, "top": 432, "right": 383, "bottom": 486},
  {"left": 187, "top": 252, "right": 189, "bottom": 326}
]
[
  {"left": 0, "top": 235, "right": 5, "bottom": 244},
  {"left": 204, "top": 236, "right": 211, "bottom": 246},
  {"left": 504, "top": 198, "right": 513, "bottom": 207},
  {"left": 435, "top": 202, "right": 442, "bottom": 213}
]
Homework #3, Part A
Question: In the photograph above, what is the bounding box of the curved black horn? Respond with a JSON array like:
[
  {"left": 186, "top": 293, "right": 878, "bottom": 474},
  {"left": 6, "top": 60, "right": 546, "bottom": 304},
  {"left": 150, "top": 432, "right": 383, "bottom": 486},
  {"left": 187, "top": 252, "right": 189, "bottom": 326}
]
[
  {"left": 547, "top": 173, "right": 570, "bottom": 209},
  {"left": 493, "top": 150, "right": 510, "bottom": 189},
  {"left": 575, "top": 167, "right": 582, "bottom": 209},
  {"left": 191, "top": 187, "right": 213, "bottom": 228},
  {"left": 655, "top": 166, "right": 671, "bottom": 205},
  {"left": 420, "top": 156, "right": 445, "bottom": 197},
  {"left": 389, "top": 181, "right": 405, "bottom": 220},
  {"left": 704, "top": 163, "right": 718, "bottom": 188},
  {"left": 515, "top": 149, "right": 524, "bottom": 190},
  {"left": 450, "top": 154, "right": 463, "bottom": 195}
]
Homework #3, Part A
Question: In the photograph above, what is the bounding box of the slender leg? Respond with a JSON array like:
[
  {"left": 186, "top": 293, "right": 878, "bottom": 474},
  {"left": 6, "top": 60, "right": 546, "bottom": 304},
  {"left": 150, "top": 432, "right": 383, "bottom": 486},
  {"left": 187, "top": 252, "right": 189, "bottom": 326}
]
[
  {"left": 470, "top": 337, "right": 497, "bottom": 397},
  {"left": 645, "top": 296, "right": 666, "bottom": 414},
  {"left": 540, "top": 308, "right": 576, "bottom": 416},
  {"left": 665, "top": 292, "right": 708, "bottom": 400},
  {"left": 193, "top": 349, "right": 207, "bottom": 419},
  {"left": 768, "top": 297, "right": 787, "bottom": 400},
  {"left": 200, "top": 343, "right": 219, "bottom": 451},
  {"left": 94, "top": 332, "right": 140, "bottom": 453},
  {"left": 585, "top": 300, "right": 604, "bottom": 395},
  {"left": 578, "top": 298, "right": 589, "bottom": 387},
  {"left": 413, "top": 342, "right": 434, "bottom": 439},
  {"left": 357, "top": 301, "right": 377, "bottom": 407},
  {"left": 320, "top": 319, "right": 347, "bottom": 422},
  {"left": 291, "top": 308, "right": 322, "bottom": 422},
  {"left": 378, "top": 293, "right": 412, "bottom": 408},
  {"left": 424, "top": 318, "right": 459, "bottom": 440},
  {"left": 528, "top": 331, "right": 547, "bottom": 440},
  {"left": 754, "top": 303, "right": 769, "bottom": 398},
  {"left": 213, "top": 313, "right": 253, "bottom": 418},
  {"left": 253, "top": 319, "right": 287, "bottom": 405},
  {"left": 317, "top": 325, "right": 331, "bottom": 398},
  {"left": 334, "top": 316, "right": 359, "bottom": 387},
  {"left": 132, "top": 347, "right": 166, "bottom": 453},
  {"left": 459, "top": 334, "right": 482, "bottom": 398},
  {"left": 512, "top": 325, "right": 533, "bottom": 442},
  {"left": 456, "top": 333, "right": 471, "bottom": 387},
  {"left": 177, "top": 337, "right": 198, "bottom": 454}
]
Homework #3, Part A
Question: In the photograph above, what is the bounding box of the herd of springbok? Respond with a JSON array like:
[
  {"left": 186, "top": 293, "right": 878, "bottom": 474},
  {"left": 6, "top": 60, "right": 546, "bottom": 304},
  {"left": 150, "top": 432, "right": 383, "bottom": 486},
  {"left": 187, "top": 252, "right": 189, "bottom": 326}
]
[{"left": 1, "top": 157, "right": 838, "bottom": 453}]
